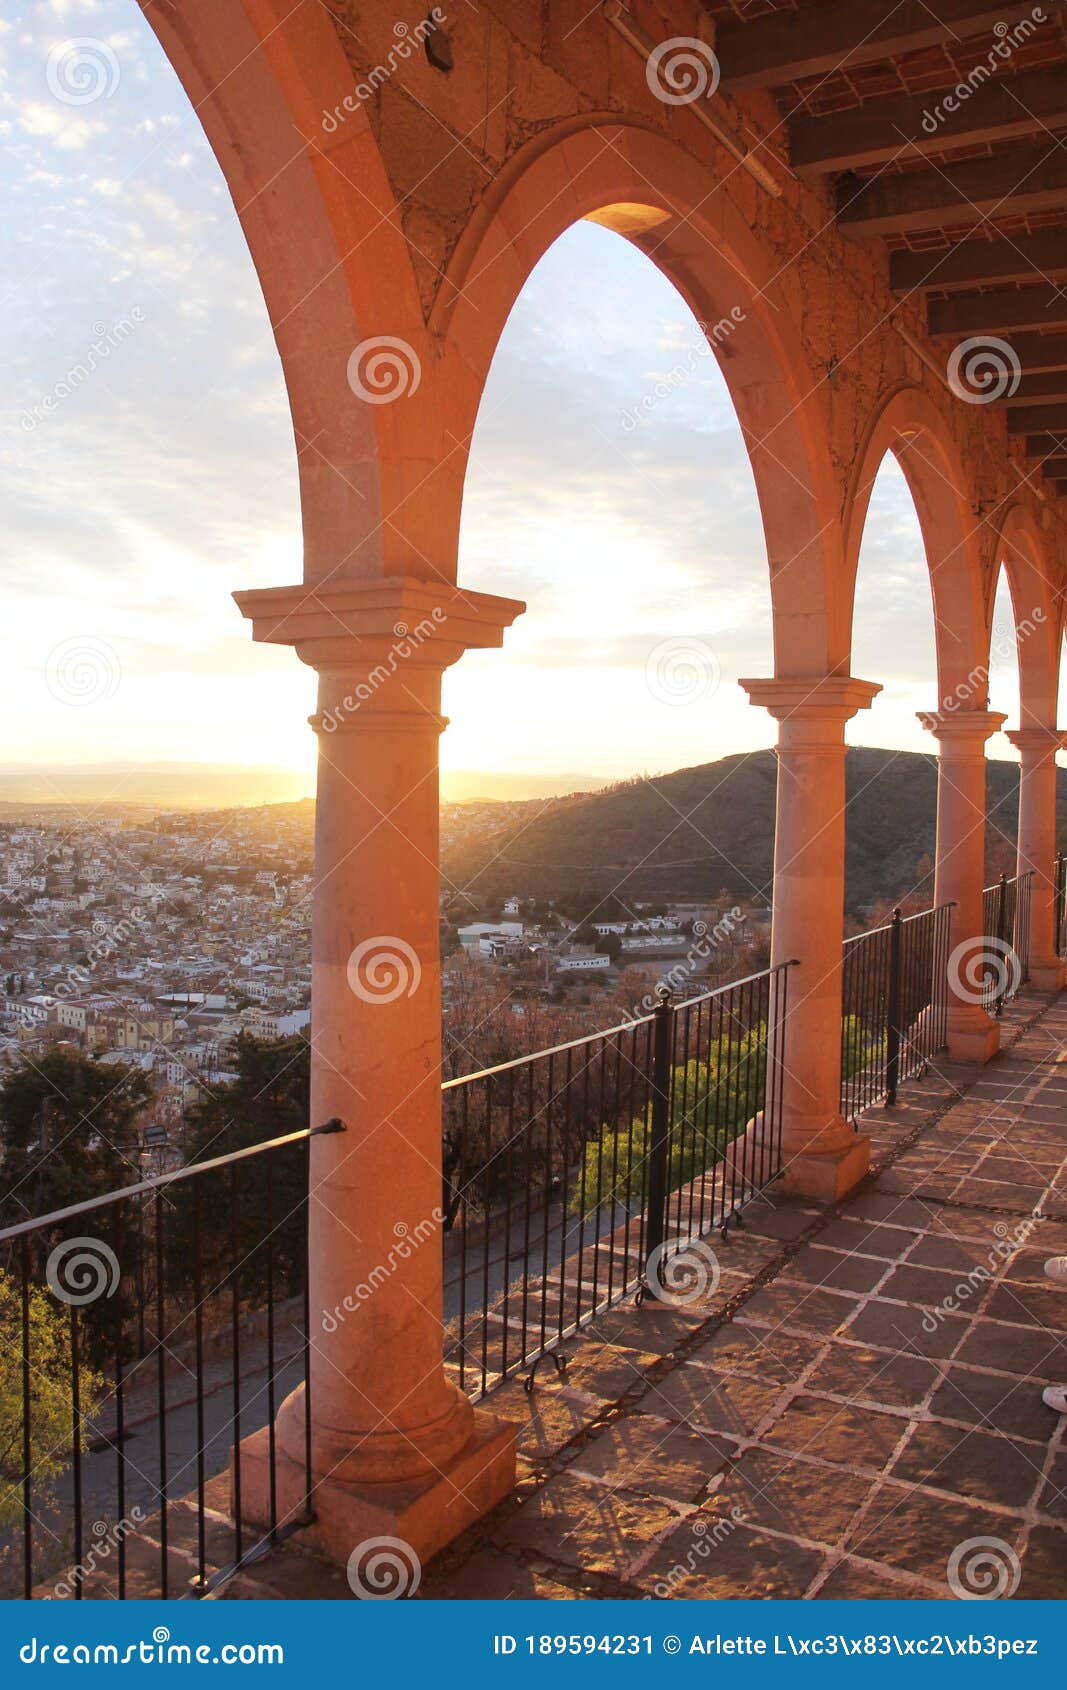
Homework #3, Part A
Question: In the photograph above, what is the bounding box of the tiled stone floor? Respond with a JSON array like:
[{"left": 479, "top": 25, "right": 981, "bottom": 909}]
[{"left": 224, "top": 991, "right": 1067, "bottom": 1601}]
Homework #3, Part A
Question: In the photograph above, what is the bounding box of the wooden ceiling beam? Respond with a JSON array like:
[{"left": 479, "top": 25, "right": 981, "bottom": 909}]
[
  {"left": 716, "top": 0, "right": 1043, "bottom": 90},
  {"left": 929, "top": 286, "right": 1067, "bottom": 336},
  {"left": 838, "top": 145, "right": 1067, "bottom": 237},
  {"left": 792, "top": 67, "right": 1067, "bottom": 176},
  {"left": 1001, "top": 374, "right": 1067, "bottom": 406},
  {"left": 890, "top": 234, "right": 1067, "bottom": 294},
  {"left": 1008, "top": 405, "right": 1067, "bottom": 432}
]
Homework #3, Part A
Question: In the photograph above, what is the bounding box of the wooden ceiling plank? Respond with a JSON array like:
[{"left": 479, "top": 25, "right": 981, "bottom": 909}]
[
  {"left": 890, "top": 234, "right": 1067, "bottom": 294},
  {"left": 793, "top": 67, "right": 1067, "bottom": 176},
  {"left": 928, "top": 285, "right": 1067, "bottom": 336},
  {"left": 838, "top": 146, "right": 1067, "bottom": 236},
  {"left": 717, "top": 0, "right": 1042, "bottom": 89}
]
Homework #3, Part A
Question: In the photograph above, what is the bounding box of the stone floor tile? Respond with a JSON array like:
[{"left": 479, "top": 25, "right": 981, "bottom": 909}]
[{"left": 889, "top": 1420, "right": 1045, "bottom": 1511}]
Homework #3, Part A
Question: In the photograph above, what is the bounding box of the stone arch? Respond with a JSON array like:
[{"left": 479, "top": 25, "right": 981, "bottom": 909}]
[
  {"left": 989, "top": 503, "right": 1061, "bottom": 728},
  {"left": 844, "top": 384, "right": 987, "bottom": 705},
  {"left": 139, "top": 0, "right": 423, "bottom": 584},
  {"left": 432, "top": 123, "right": 847, "bottom": 678}
]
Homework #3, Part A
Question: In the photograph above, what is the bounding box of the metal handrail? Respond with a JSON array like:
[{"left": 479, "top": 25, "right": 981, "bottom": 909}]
[{"left": 0, "top": 1118, "right": 343, "bottom": 1244}]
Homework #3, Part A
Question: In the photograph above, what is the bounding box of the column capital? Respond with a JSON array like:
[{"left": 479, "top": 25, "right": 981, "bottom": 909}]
[
  {"left": 1006, "top": 726, "right": 1067, "bottom": 758},
  {"left": 233, "top": 576, "right": 525, "bottom": 670},
  {"left": 918, "top": 707, "right": 1006, "bottom": 749},
  {"left": 740, "top": 675, "right": 881, "bottom": 723}
]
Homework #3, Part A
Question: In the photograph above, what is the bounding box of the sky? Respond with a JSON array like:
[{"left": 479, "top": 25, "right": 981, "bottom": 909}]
[{"left": 0, "top": 0, "right": 1041, "bottom": 803}]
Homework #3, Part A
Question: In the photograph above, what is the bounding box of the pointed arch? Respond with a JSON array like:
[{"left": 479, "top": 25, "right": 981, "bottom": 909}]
[
  {"left": 140, "top": 0, "right": 423, "bottom": 583},
  {"left": 844, "top": 385, "right": 986, "bottom": 705},
  {"left": 435, "top": 123, "right": 846, "bottom": 677},
  {"left": 988, "top": 503, "right": 1061, "bottom": 728}
]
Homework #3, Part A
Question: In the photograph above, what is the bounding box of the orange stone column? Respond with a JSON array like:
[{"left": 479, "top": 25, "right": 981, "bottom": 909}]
[
  {"left": 1006, "top": 726, "right": 1066, "bottom": 991},
  {"left": 230, "top": 577, "right": 524, "bottom": 1570},
  {"left": 742, "top": 676, "right": 880, "bottom": 1201},
  {"left": 918, "top": 709, "right": 1005, "bottom": 1062}
]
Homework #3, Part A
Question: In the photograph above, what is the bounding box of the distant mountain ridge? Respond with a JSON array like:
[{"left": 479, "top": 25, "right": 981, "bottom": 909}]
[{"left": 441, "top": 747, "right": 1066, "bottom": 914}]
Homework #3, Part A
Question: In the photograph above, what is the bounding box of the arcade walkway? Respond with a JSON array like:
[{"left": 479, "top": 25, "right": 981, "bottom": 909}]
[{"left": 222, "top": 990, "right": 1067, "bottom": 1601}]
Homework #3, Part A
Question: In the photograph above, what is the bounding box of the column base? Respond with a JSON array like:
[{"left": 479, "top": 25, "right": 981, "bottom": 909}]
[
  {"left": 1028, "top": 958, "right": 1065, "bottom": 992},
  {"left": 232, "top": 1409, "right": 516, "bottom": 1579},
  {"left": 781, "top": 1134, "right": 870, "bottom": 1202},
  {"left": 946, "top": 1005, "right": 1001, "bottom": 1064}
]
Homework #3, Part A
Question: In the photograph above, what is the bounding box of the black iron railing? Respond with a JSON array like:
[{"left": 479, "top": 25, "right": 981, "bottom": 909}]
[
  {"left": 1054, "top": 853, "right": 1066, "bottom": 957},
  {"left": 981, "top": 870, "right": 1032, "bottom": 1014},
  {"left": 0, "top": 1119, "right": 342, "bottom": 1601},
  {"left": 441, "top": 963, "right": 793, "bottom": 1400},
  {"left": 840, "top": 903, "right": 952, "bottom": 1121}
]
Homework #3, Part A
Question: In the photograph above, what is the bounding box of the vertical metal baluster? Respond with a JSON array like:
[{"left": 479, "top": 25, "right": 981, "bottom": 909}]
[
  {"left": 113, "top": 1208, "right": 126, "bottom": 1601},
  {"left": 501, "top": 1071, "right": 516, "bottom": 1380},
  {"left": 557, "top": 1048, "right": 574, "bottom": 1341},
  {"left": 589, "top": 1035, "right": 610, "bottom": 1317},
  {"left": 644, "top": 990, "right": 673, "bottom": 1287},
  {"left": 229, "top": 1165, "right": 242, "bottom": 1568},
  {"left": 575, "top": 1042, "right": 594, "bottom": 1330},
  {"left": 70, "top": 1301, "right": 82, "bottom": 1599},
  {"left": 623, "top": 1026, "right": 642, "bottom": 1277},
  {"left": 480, "top": 1076, "right": 492, "bottom": 1395},
  {"left": 457, "top": 1087, "right": 469, "bottom": 1392},
  {"left": 606, "top": 1034, "right": 624, "bottom": 1304},
  {"left": 538, "top": 1054, "right": 554, "bottom": 1353},
  {"left": 302, "top": 1137, "right": 313, "bottom": 1521},
  {"left": 193, "top": 1178, "right": 205, "bottom": 1592},
  {"left": 520, "top": 1062, "right": 534, "bottom": 1365},
  {"left": 155, "top": 1191, "right": 168, "bottom": 1598},
  {"left": 266, "top": 1167, "right": 277, "bottom": 1539},
  {"left": 20, "top": 1236, "right": 32, "bottom": 1600}
]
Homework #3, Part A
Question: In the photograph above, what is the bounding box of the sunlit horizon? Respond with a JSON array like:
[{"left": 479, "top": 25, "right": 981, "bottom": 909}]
[{"left": 2, "top": 0, "right": 1056, "bottom": 805}]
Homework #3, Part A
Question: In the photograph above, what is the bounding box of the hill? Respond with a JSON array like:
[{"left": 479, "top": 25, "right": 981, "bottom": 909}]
[{"left": 441, "top": 747, "right": 1062, "bottom": 915}]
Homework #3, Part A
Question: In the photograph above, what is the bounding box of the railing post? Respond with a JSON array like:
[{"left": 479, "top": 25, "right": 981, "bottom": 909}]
[
  {"left": 884, "top": 908, "right": 903, "bottom": 1106},
  {"left": 1055, "top": 852, "right": 1065, "bottom": 957},
  {"left": 643, "top": 985, "right": 674, "bottom": 1290},
  {"left": 995, "top": 871, "right": 1009, "bottom": 1017}
]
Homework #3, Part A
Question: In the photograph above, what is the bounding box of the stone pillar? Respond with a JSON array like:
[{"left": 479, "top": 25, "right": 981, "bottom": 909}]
[
  {"left": 918, "top": 709, "right": 1006, "bottom": 1063},
  {"left": 1006, "top": 726, "right": 1066, "bottom": 991},
  {"left": 741, "top": 676, "right": 880, "bottom": 1201},
  {"left": 230, "top": 576, "right": 524, "bottom": 1569}
]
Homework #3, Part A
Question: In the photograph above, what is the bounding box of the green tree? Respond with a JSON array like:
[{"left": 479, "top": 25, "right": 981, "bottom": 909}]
[
  {"left": 0, "top": 1269, "right": 101, "bottom": 1532},
  {"left": 572, "top": 1025, "right": 768, "bottom": 1214},
  {"left": 168, "top": 1034, "right": 311, "bottom": 1311},
  {"left": 0, "top": 1051, "right": 150, "bottom": 1229}
]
